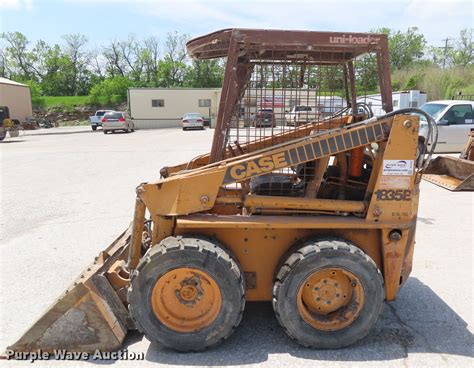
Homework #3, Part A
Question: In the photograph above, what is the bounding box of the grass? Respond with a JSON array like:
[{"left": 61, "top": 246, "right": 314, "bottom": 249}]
[
  {"left": 392, "top": 65, "right": 474, "bottom": 100},
  {"left": 37, "top": 95, "right": 125, "bottom": 111},
  {"left": 42, "top": 96, "right": 91, "bottom": 108}
]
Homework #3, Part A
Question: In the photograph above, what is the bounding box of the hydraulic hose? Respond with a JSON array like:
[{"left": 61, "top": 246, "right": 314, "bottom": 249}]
[{"left": 377, "top": 108, "right": 439, "bottom": 171}]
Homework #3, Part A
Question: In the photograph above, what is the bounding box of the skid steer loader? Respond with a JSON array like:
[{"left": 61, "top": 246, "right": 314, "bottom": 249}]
[{"left": 7, "top": 29, "right": 438, "bottom": 354}]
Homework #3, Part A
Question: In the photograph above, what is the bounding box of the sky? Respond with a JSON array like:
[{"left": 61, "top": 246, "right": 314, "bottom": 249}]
[{"left": 0, "top": 0, "right": 472, "bottom": 49}]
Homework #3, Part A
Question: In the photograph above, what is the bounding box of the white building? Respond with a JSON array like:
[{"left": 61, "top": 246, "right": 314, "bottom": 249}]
[
  {"left": 128, "top": 87, "right": 348, "bottom": 129},
  {"left": 357, "top": 90, "right": 427, "bottom": 116},
  {"left": 128, "top": 88, "right": 221, "bottom": 129},
  {"left": 0, "top": 77, "right": 33, "bottom": 122}
]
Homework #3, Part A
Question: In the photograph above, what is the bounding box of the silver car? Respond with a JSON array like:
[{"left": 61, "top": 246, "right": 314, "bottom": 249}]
[
  {"left": 102, "top": 111, "right": 135, "bottom": 134},
  {"left": 182, "top": 113, "right": 204, "bottom": 130}
]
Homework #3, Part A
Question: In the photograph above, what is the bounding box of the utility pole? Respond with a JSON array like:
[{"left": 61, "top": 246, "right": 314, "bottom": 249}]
[{"left": 441, "top": 38, "right": 452, "bottom": 69}]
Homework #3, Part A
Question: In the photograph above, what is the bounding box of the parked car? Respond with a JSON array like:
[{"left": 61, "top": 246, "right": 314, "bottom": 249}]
[
  {"left": 89, "top": 110, "right": 113, "bottom": 131},
  {"left": 102, "top": 111, "right": 134, "bottom": 134},
  {"left": 182, "top": 113, "right": 204, "bottom": 130},
  {"left": 251, "top": 109, "right": 275, "bottom": 127},
  {"left": 285, "top": 105, "right": 319, "bottom": 126},
  {"left": 419, "top": 100, "right": 474, "bottom": 153}
]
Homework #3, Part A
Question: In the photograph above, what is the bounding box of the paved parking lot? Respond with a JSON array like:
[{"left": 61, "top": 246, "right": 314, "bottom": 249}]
[{"left": 1, "top": 127, "right": 472, "bottom": 367}]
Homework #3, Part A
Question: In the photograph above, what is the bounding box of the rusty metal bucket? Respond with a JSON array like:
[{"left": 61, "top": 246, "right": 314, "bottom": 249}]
[
  {"left": 6, "top": 228, "right": 134, "bottom": 354},
  {"left": 423, "top": 156, "right": 474, "bottom": 191}
]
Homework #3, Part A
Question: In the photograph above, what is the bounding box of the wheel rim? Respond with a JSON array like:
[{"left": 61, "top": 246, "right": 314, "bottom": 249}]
[
  {"left": 297, "top": 268, "right": 364, "bottom": 331},
  {"left": 151, "top": 267, "right": 222, "bottom": 333}
]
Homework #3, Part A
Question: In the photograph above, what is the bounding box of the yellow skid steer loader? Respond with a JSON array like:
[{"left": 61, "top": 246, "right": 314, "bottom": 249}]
[{"left": 7, "top": 29, "right": 439, "bottom": 354}]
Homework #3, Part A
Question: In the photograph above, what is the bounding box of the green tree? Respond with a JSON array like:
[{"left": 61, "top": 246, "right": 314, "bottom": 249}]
[
  {"left": 62, "top": 34, "right": 90, "bottom": 95},
  {"left": 88, "top": 76, "right": 132, "bottom": 104},
  {"left": 377, "top": 27, "right": 426, "bottom": 70},
  {"left": 1, "top": 32, "right": 37, "bottom": 80},
  {"left": 184, "top": 59, "right": 224, "bottom": 87},
  {"left": 451, "top": 29, "right": 473, "bottom": 66},
  {"left": 156, "top": 31, "right": 189, "bottom": 87}
]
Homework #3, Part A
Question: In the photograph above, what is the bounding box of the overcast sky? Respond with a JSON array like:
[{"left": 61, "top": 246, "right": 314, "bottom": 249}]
[{"left": 0, "top": 0, "right": 472, "bottom": 48}]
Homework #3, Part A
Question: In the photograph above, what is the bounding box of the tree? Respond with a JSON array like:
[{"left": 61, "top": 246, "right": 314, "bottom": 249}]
[
  {"left": 141, "top": 36, "right": 160, "bottom": 85},
  {"left": 157, "top": 31, "right": 189, "bottom": 87},
  {"left": 62, "top": 34, "right": 90, "bottom": 95},
  {"left": 451, "top": 29, "right": 473, "bottom": 66},
  {"left": 184, "top": 59, "right": 224, "bottom": 88},
  {"left": 428, "top": 29, "right": 473, "bottom": 68},
  {"left": 88, "top": 76, "right": 132, "bottom": 104},
  {"left": 376, "top": 27, "right": 426, "bottom": 70},
  {"left": 1, "top": 32, "right": 36, "bottom": 80}
]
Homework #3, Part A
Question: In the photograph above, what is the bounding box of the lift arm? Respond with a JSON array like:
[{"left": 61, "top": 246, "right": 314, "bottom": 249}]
[{"left": 139, "top": 116, "right": 394, "bottom": 216}]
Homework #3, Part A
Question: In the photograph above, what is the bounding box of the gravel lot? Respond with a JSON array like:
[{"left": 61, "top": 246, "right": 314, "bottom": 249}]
[{"left": 1, "top": 127, "right": 472, "bottom": 367}]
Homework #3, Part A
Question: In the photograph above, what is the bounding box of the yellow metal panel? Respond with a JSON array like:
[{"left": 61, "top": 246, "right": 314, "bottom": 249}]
[
  {"left": 176, "top": 227, "right": 382, "bottom": 301},
  {"left": 140, "top": 169, "right": 226, "bottom": 216},
  {"left": 177, "top": 214, "right": 411, "bottom": 229}
]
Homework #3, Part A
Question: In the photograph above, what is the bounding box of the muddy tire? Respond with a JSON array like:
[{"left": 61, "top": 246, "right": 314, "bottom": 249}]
[
  {"left": 273, "top": 238, "right": 384, "bottom": 348},
  {"left": 128, "top": 236, "right": 245, "bottom": 351}
]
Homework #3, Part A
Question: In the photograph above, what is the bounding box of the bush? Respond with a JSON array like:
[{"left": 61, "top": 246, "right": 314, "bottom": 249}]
[
  {"left": 392, "top": 65, "right": 474, "bottom": 100},
  {"left": 20, "top": 80, "right": 46, "bottom": 108},
  {"left": 88, "top": 77, "right": 132, "bottom": 105}
]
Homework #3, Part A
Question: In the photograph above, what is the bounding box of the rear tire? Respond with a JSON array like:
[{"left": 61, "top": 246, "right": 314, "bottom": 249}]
[
  {"left": 0, "top": 130, "right": 6, "bottom": 141},
  {"left": 92, "top": 125, "right": 97, "bottom": 131},
  {"left": 273, "top": 238, "right": 384, "bottom": 348},
  {"left": 128, "top": 236, "right": 245, "bottom": 351},
  {"left": 103, "top": 130, "right": 108, "bottom": 134}
]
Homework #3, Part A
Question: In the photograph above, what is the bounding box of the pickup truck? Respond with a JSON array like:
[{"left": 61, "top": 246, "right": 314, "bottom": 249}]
[
  {"left": 419, "top": 100, "right": 474, "bottom": 153},
  {"left": 89, "top": 110, "right": 113, "bottom": 131}
]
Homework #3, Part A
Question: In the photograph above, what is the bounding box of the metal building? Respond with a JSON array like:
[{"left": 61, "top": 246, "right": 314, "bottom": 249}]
[
  {"left": 128, "top": 87, "right": 222, "bottom": 129},
  {"left": 0, "top": 77, "right": 33, "bottom": 122}
]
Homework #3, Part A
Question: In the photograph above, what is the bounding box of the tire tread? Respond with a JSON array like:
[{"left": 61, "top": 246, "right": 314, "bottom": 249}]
[{"left": 128, "top": 235, "right": 245, "bottom": 351}]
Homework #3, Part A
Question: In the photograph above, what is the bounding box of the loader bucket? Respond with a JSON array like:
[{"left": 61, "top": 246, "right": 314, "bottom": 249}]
[
  {"left": 6, "top": 227, "right": 134, "bottom": 354},
  {"left": 423, "top": 156, "right": 474, "bottom": 191}
]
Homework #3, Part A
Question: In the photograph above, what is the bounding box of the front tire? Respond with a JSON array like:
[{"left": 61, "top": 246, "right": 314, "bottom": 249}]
[
  {"left": 273, "top": 238, "right": 384, "bottom": 348},
  {"left": 128, "top": 236, "right": 245, "bottom": 351}
]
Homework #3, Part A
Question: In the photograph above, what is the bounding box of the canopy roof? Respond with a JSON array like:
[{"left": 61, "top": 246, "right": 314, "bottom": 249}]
[{"left": 186, "top": 28, "right": 388, "bottom": 63}]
